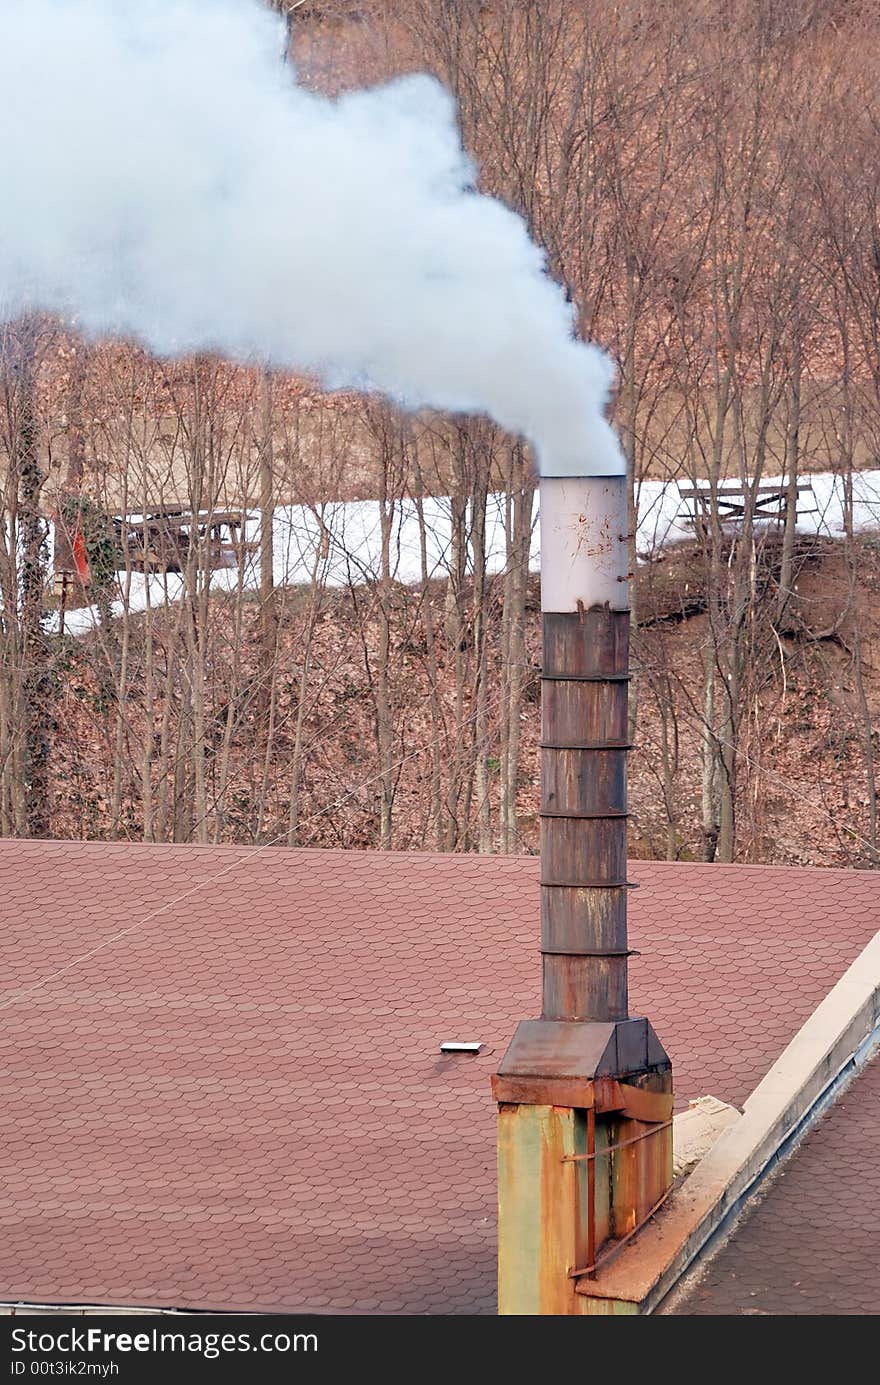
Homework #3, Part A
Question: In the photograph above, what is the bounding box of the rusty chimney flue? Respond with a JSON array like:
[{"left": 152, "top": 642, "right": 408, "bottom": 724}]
[
  {"left": 539, "top": 473, "right": 631, "bottom": 1023},
  {"left": 493, "top": 455, "right": 673, "bottom": 1316}
]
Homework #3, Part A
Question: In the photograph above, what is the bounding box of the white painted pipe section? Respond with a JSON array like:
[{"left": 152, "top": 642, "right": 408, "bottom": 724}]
[{"left": 539, "top": 475, "right": 629, "bottom": 612}]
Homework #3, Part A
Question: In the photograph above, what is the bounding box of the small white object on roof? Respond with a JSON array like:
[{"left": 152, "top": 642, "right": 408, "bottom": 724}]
[{"left": 440, "top": 1041, "right": 483, "bottom": 1054}]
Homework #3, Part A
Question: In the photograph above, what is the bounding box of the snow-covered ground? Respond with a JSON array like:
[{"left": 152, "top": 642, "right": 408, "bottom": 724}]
[{"left": 49, "top": 468, "right": 880, "bottom": 636}]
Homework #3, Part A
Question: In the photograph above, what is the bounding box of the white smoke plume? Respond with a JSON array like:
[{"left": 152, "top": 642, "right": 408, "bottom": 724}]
[{"left": 0, "top": 0, "right": 624, "bottom": 476}]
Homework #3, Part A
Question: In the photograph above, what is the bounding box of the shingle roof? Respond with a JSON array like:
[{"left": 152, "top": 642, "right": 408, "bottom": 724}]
[
  {"left": 670, "top": 1051, "right": 880, "bottom": 1315},
  {"left": 1, "top": 841, "right": 878, "bottom": 1314}
]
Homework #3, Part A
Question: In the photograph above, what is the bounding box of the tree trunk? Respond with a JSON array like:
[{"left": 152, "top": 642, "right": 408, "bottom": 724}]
[
  {"left": 15, "top": 320, "right": 52, "bottom": 838},
  {"left": 413, "top": 466, "right": 446, "bottom": 850},
  {"left": 700, "top": 643, "right": 719, "bottom": 863},
  {"left": 471, "top": 477, "right": 491, "bottom": 852},
  {"left": 64, "top": 339, "right": 87, "bottom": 489},
  {"left": 376, "top": 492, "right": 395, "bottom": 849},
  {"left": 777, "top": 348, "right": 802, "bottom": 626},
  {"left": 501, "top": 447, "right": 533, "bottom": 852},
  {"left": 258, "top": 368, "right": 277, "bottom": 729}
]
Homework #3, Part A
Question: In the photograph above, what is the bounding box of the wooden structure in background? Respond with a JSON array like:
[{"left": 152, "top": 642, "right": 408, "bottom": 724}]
[
  {"left": 52, "top": 507, "right": 255, "bottom": 631},
  {"left": 679, "top": 481, "right": 817, "bottom": 534},
  {"left": 111, "top": 509, "right": 254, "bottom": 574}
]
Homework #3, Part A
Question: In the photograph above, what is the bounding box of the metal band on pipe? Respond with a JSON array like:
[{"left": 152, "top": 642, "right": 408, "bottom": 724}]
[
  {"left": 540, "top": 673, "right": 631, "bottom": 683},
  {"left": 540, "top": 741, "right": 633, "bottom": 750},
  {"left": 541, "top": 948, "right": 640, "bottom": 958},
  {"left": 540, "top": 879, "right": 638, "bottom": 889}
]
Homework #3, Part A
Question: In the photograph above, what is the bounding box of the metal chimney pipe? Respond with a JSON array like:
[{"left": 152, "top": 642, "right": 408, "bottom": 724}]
[
  {"left": 495, "top": 465, "right": 672, "bottom": 1317},
  {"left": 539, "top": 474, "right": 631, "bottom": 1023}
]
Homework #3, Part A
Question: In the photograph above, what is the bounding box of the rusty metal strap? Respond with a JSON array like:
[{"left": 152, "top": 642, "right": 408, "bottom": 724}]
[
  {"left": 568, "top": 1183, "right": 674, "bottom": 1280},
  {"left": 562, "top": 1119, "right": 672, "bottom": 1163},
  {"left": 539, "top": 810, "right": 628, "bottom": 820}
]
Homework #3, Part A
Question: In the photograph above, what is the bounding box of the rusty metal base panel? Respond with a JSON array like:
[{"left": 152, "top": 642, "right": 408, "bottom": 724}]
[{"left": 493, "top": 1017, "right": 670, "bottom": 1107}]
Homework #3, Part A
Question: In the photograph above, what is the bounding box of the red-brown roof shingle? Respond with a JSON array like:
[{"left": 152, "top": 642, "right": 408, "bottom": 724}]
[
  {"left": 1, "top": 842, "right": 878, "bottom": 1313},
  {"left": 670, "top": 1051, "right": 880, "bottom": 1315}
]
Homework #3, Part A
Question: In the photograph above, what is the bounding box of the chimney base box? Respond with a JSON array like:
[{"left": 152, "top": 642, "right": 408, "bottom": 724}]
[
  {"left": 493, "top": 1016, "right": 670, "bottom": 1104},
  {"left": 496, "top": 1023, "right": 673, "bottom": 1315}
]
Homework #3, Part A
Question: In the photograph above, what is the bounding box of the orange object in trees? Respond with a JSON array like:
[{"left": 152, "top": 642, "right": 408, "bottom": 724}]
[{"left": 72, "top": 528, "right": 90, "bottom": 583}]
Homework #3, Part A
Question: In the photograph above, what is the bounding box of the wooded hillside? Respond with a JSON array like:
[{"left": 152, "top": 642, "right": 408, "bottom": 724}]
[{"left": 2, "top": 1, "right": 880, "bottom": 864}]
